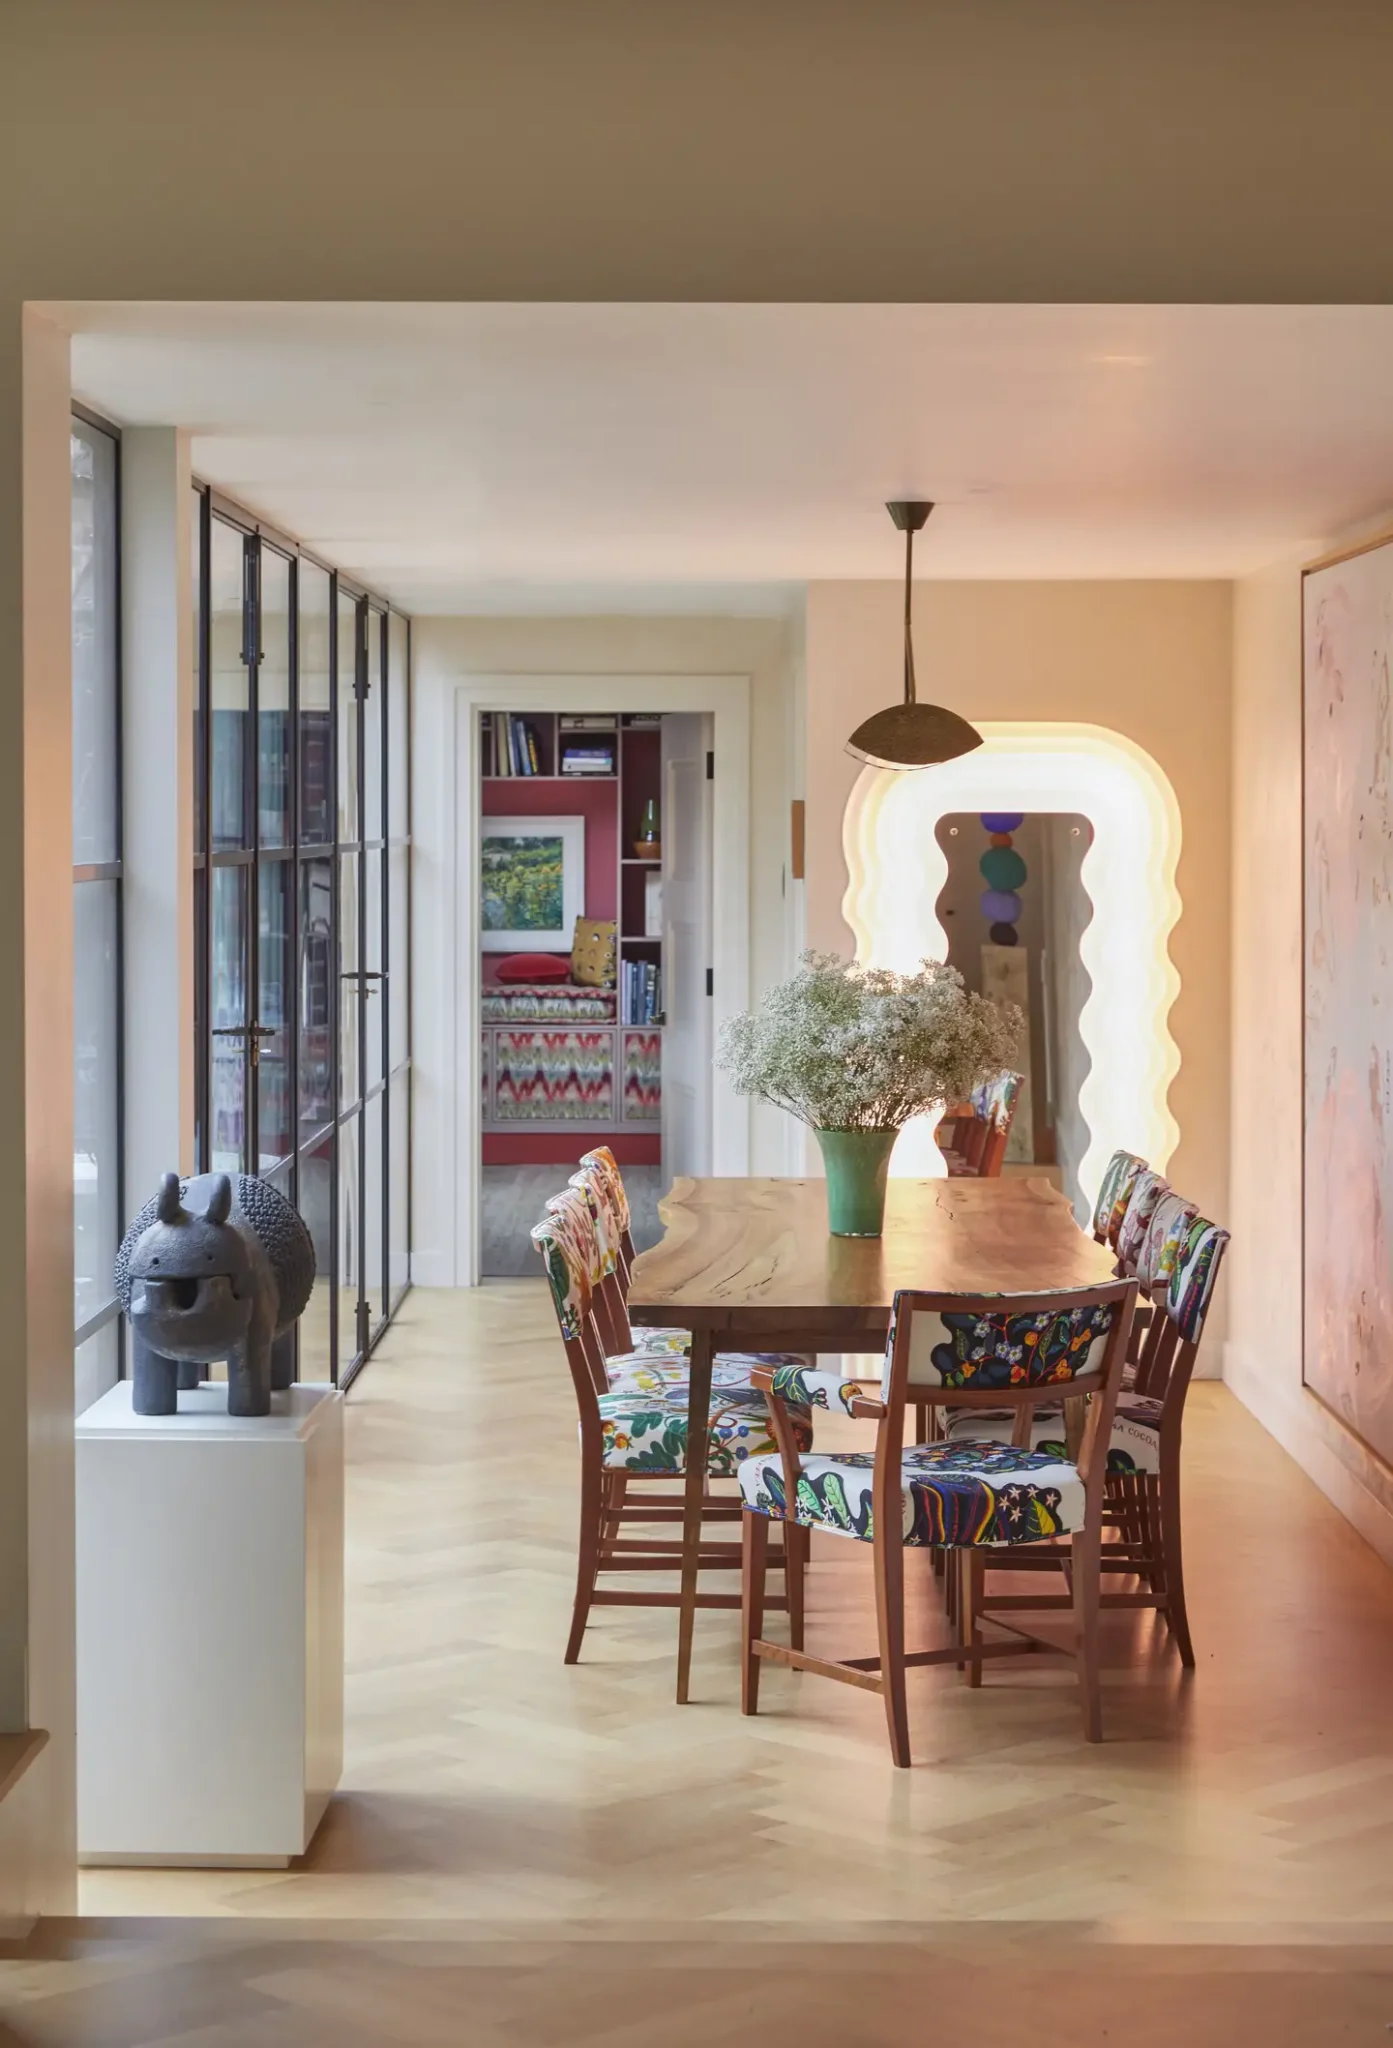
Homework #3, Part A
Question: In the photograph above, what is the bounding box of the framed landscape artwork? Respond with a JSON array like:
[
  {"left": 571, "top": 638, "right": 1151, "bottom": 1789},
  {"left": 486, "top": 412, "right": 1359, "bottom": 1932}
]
[
  {"left": 480, "top": 815, "right": 585, "bottom": 952},
  {"left": 1304, "top": 535, "right": 1393, "bottom": 1465}
]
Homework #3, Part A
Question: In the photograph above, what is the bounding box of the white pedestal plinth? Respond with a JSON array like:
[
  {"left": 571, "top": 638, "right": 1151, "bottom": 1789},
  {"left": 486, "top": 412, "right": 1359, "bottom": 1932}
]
[{"left": 76, "top": 1381, "right": 344, "bottom": 1867}]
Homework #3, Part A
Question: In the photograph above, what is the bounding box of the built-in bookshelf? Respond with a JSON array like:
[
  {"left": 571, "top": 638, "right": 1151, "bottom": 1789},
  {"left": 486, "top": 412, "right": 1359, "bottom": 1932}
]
[{"left": 480, "top": 710, "right": 665, "bottom": 1156}]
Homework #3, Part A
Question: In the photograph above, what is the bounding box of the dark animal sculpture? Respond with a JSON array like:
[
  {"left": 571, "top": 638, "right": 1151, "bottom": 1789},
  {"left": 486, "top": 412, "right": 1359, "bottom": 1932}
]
[{"left": 115, "top": 1172, "right": 316, "bottom": 1418}]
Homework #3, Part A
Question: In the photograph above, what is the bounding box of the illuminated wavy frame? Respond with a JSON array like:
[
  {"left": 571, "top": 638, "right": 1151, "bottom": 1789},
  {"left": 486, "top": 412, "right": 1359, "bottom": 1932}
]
[{"left": 841, "top": 722, "right": 1182, "bottom": 1209}]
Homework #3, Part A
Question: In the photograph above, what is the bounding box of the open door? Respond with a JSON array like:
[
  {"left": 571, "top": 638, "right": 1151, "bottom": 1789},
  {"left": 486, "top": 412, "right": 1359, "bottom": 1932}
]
[{"left": 661, "top": 713, "right": 713, "bottom": 1180}]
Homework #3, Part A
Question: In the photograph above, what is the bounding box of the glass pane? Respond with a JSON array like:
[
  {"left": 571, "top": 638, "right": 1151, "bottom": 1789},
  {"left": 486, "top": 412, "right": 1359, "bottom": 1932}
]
[
  {"left": 339, "top": 852, "right": 360, "bottom": 1109},
  {"left": 338, "top": 1110, "right": 361, "bottom": 1374},
  {"left": 387, "top": 612, "right": 409, "bottom": 842},
  {"left": 364, "top": 609, "right": 384, "bottom": 844},
  {"left": 299, "top": 560, "right": 332, "bottom": 846},
  {"left": 71, "top": 423, "right": 119, "bottom": 866},
  {"left": 257, "top": 859, "right": 293, "bottom": 1170},
  {"left": 337, "top": 591, "right": 359, "bottom": 844},
  {"left": 389, "top": 1067, "right": 409, "bottom": 1309},
  {"left": 75, "top": 1317, "right": 120, "bottom": 1417},
  {"left": 298, "top": 1128, "right": 334, "bottom": 1382},
  {"left": 194, "top": 867, "right": 206, "bottom": 1170},
  {"left": 73, "top": 879, "right": 120, "bottom": 1331},
  {"left": 388, "top": 844, "right": 408, "bottom": 1071},
  {"left": 192, "top": 486, "right": 205, "bottom": 855},
  {"left": 364, "top": 1087, "right": 385, "bottom": 1328},
  {"left": 211, "top": 519, "right": 250, "bottom": 851},
  {"left": 365, "top": 847, "right": 384, "bottom": 1088},
  {"left": 298, "top": 857, "right": 334, "bottom": 1138},
  {"left": 258, "top": 548, "right": 292, "bottom": 848},
  {"left": 210, "top": 863, "right": 248, "bottom": 1172}
]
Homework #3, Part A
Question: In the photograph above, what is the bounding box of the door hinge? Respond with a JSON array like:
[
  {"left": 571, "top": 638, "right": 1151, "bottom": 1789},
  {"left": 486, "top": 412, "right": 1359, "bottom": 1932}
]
[
  {"left": 705, "top": 967, "right": 713, "bottom": 997},
  {"left": 706, "top": 749, "right": 714, "bottom": 780}
]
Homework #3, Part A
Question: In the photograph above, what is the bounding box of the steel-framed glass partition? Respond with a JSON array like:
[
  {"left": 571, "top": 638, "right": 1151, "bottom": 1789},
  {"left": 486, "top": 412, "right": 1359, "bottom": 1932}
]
[
  {"left": 72, "top": 407, "right": 124, "bottom": 1412},
  {"left": 192, "top": 485, "right": 411, "bottom": 1387}
]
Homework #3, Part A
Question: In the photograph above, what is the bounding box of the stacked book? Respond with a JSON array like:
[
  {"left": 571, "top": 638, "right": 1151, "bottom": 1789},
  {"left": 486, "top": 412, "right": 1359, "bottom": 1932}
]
[
  {"left": 560, "top": 740, "right": 615, "bottom": 776},
  {"left": 621, "top": 959, "right": 662, "bottom": 1026},
  {"left": 488, "top": 712, "right": 542, "bottom": 776}
]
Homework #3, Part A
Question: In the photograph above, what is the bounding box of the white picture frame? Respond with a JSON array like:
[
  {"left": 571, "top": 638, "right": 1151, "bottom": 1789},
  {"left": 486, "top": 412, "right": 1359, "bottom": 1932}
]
[{"left": 479, "top": 814, "right": 586, "bottom": 952}]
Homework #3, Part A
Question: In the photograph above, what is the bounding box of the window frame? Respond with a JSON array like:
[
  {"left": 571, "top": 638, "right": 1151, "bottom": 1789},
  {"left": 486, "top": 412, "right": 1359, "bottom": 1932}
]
[{"left": 71, "top": 402, "right": 126, "bottom": 1376}]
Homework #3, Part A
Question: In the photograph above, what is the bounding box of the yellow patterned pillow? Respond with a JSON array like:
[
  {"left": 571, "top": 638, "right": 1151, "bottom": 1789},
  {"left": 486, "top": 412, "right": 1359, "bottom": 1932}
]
[{"left": 571, "top": 917, "right": 617, "bottom": 988}]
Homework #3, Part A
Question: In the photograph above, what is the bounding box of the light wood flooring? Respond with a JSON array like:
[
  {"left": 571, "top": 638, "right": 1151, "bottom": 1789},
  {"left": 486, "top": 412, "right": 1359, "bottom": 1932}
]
[
  {"left": 481, "top": 1166, "right": 663, "bottom": 1275},
  {"left": 10, "top": 1280, "right": 1393, "bottom": 2041}
]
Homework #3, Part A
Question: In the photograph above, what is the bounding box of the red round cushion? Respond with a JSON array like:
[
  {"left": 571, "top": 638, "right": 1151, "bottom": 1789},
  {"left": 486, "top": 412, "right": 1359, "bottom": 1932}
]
[{"left": 494, "top": 952, "right": 572, "bottom": 983}]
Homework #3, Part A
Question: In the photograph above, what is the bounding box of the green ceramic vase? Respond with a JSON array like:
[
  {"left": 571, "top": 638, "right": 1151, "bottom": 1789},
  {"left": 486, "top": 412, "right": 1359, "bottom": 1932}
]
[{"left": 814, "top": 1126, "right": 900, "bottom": 1237}]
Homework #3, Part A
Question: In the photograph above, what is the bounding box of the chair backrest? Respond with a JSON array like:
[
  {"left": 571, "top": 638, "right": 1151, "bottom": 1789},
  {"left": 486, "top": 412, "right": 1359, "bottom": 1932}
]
[
  {"left": 579, "top": 1145, "right": 632, "bottom": 1251},
  {"left": 879, "top": 1281, "right": 1137, "bottom": 1511},
  {"left": 1129, "top": 1197, "right": 1228, "bottom": 1405},
  {"left": 566, "top": 1165, "right": 634, "bottom": 1354},
  {"left": 1091, "top": 1149, "right": 1146, "bottom": 1247},
  {"left": 532, "top": 1187, "right": 610, "bottom": 1400},
  {"left": 1115, "top": 1167, "right": 1170, "bottom": 1273},
  {"left": 975, "top": 1070, "right": 1022, "bottom": 1176}
]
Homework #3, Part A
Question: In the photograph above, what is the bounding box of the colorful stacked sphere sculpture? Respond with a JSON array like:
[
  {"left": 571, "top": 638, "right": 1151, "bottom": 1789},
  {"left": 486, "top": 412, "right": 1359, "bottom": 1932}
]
[{"left": 979, "top": 812, "right": 1025, "bottom": 944}]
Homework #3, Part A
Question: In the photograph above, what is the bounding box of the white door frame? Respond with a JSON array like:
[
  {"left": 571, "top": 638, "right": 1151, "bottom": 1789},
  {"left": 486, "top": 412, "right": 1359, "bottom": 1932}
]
[{"left": 442, "top": 673, "right": 751, "bottom": 1286}]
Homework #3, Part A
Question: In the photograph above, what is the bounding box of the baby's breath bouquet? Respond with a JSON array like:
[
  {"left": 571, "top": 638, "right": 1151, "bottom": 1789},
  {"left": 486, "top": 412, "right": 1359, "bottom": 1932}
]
[{"left": 718, "top": 951, "right": 1022, "bottom": 1235}]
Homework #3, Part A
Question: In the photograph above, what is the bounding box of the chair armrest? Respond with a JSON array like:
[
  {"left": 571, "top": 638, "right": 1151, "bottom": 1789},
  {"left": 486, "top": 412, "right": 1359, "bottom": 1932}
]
[{"left": 847, "top": 1395, "right": 887, "bottom": 1419}]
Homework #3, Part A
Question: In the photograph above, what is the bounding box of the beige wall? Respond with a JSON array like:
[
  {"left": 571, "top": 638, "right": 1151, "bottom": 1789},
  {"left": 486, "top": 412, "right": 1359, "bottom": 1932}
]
[
  {"left": 803, "top": 581, "right": 1234, "bottom": 1246},
  {"left": 1226, "top": 553, "right": 1393, "bottom": 1565}
]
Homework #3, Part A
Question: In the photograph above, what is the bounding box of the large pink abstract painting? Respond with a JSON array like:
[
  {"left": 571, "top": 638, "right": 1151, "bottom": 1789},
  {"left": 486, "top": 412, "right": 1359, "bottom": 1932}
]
[{"left": 1305, "top": 538, "right": 1393, "bottom": 1464}]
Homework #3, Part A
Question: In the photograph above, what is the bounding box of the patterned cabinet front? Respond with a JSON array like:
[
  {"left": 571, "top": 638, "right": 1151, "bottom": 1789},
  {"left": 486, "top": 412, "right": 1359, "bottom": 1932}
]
[
  {"left": 489, "top": 1028, "right": 617, "bottom": 1124},
  {"left": 622, "top": 1030, "right": 661, "bottom": 1121}
]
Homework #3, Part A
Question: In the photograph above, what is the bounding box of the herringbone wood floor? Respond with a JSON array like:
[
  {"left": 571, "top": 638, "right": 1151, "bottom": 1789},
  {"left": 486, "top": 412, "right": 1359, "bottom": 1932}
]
[{"left": 10, "top": 1281, "right": 1393, "bottom": 2042}]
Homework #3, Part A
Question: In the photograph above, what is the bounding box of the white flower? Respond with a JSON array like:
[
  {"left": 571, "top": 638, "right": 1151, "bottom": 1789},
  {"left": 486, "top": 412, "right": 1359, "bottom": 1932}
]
[{"left": 717, "top": 951, "right": 1022, "bottom": 1131}]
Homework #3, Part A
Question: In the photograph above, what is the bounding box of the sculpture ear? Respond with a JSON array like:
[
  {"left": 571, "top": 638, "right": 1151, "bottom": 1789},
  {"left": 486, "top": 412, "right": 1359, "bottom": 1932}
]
[
  {"left": 205, "top": 1174, "right": 233, "bottom": 1226},
  {"left": 156, "top": 1173, "right": 183, "bottom": 1225}
]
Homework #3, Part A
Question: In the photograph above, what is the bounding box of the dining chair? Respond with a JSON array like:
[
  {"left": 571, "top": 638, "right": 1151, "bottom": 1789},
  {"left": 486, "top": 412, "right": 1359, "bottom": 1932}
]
[
  {"left": 1091, "top": 1149, "right": 1147, "bottom": 1248},
  {"left": 532, "top": 1187, "right": 813, "bottom": 1664},
  {"left": 938, "top": 1072, "right": 1024, "bottom": 1178},
  {"left": 738, "top": 1278, "right": 1136, "bottom": 1763},
  {"left": 962, "top": 1192, "right": 1225, "bottom": 1666}
]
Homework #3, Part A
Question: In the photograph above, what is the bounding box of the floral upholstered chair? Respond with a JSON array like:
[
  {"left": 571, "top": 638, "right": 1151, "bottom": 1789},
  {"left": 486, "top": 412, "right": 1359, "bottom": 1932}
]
[
  {"left": 967, "top": 1191, "right": 1227, "bottom": 1667},
  {"left": 739, "top": 1279, "right": 1136, "bottom": 1764},
  {"left": 532, "top": 1186, "right": 813, "bottom": 1665},
  {"left": 1091, "top": 1149, "right": 1147, "bottom": 1250},
  {"left": 938, "top": 1071, "right": 1023, "bottom": 1179}
]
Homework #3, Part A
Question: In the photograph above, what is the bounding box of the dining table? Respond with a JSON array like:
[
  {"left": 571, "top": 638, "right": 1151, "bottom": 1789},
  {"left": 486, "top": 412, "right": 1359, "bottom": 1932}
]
[{"left": 627, "top": 1173, "right": 1120, "bottom": 1702}]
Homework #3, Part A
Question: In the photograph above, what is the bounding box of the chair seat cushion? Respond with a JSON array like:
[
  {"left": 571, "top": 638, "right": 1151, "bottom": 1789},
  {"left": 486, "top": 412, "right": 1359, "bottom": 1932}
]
[
  {"left": 738, "top": 1440, "right": 1084, "bottom": 1547},
  {"left": 941, "top": 1396, "right": 1163, "bottom": 1477},
  {"left": 598, "top": 1384, "right": 812, "bottom": 1476}
]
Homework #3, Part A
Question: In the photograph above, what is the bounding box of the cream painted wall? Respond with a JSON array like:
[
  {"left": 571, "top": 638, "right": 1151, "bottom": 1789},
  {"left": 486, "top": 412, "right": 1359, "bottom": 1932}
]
[
  {"left": 803, "top": 581, "right": 1234, "bottom": 1264},
  {"left": 410, "top": 614, "right": 801, "bottom": 1285},
  {"left": 1226, "top": 551, "right": 1393, "bottom": 1566}
]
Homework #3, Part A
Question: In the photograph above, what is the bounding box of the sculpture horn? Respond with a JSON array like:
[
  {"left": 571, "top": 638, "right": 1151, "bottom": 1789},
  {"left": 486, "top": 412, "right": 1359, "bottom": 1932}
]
[
  {"left": 205, "top": 1173, "right": 233, "bottom": 1226},
  {"left": 155, "top": 1172, "right": 184, "bottom": 1225}
]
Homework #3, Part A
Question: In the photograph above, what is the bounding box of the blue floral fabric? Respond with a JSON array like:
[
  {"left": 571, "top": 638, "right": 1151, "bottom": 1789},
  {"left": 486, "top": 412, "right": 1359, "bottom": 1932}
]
[
  {"left": 738, "top": 1438, "right": 1085, "bottom": 1548},
  {"left": 907, "top": 1302, "right": 1117, "bottom": 1390},
  {"left": 599, "top": 1384, "right": 812, "bottom": 1476}
]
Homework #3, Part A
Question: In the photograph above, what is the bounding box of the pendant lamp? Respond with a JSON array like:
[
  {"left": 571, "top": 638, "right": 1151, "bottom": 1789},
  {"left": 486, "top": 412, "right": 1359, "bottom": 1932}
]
[{"left": 845, "top": 502, "right": 983, "bottom": 770}]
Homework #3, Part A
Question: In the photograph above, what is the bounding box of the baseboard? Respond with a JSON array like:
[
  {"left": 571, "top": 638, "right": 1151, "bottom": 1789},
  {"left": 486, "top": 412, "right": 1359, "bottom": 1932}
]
[{"left": 1224, "top": 1341, "right": 1393, "bottom": 1571}]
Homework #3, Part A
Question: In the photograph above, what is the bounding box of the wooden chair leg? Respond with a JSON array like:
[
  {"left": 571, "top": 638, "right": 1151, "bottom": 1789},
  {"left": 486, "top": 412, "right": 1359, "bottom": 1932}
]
[
  {"left": 873, "top": 1524, "right": 911, "bottom": 1768},
  {"left": 962, "top": 1550, "right": 983, "bottom": 1687},
  {"left": 741, "top": 1509, "right": 769, "bottom": 1716},
  {"left": 1158, "top": 1467, "right": 1195, "bottom": 1669},
  {"left": 602, "top": 1472, "right": 628, "bottom": 1546},
  {"left": 786, "top": 1520, "right": 808, "bottom": 1653},
  {"left": 565, "top": 1452, "right": 605, "bottom": 1665},
  {"left": 1071, "top": 1522, "right": 1103, "bottom": 1742}
]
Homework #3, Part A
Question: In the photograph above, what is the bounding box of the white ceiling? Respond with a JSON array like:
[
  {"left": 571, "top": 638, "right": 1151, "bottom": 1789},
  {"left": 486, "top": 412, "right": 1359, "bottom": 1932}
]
[{"left": 59, "top": 301, "right": 1393, "bottom": 613}]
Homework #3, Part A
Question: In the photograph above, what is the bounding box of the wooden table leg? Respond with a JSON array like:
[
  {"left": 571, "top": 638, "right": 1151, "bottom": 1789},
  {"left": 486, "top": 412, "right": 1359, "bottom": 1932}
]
[{"left": 676, "top": 1326, "right": 715, "bottom": 1703}]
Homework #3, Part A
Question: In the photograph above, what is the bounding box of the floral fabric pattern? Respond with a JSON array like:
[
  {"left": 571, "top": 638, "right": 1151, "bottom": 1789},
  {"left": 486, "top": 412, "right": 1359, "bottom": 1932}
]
[
  {"left": 579, "top": 1146, "right": 630, "bottom": 1236},
  {"left": 943, "top": 1396, "right": 1163, "bottom": 1477},
  {"left": 604, "top": 1353, "right": 805, "bottom": 1400},
  {"left": 905, "top": 1302, "right": 1116, "bottom": 1390},
  {"left": 739, "top": 1439, "right": 1085, "bottom": 1548},
  {"left": 599, "top": 1386, "right": 812, "bottom": 1476},
  {"left": 1093, "top": 1150, "right": 1146, "bottom": 1246},
  {"left": 767, "top": 1364, "right": 874, "bottom": 1415},
  {"left": 1136, "top": 1192, "right": 1200, "bottom": 1298},
  {"left": 530, "top": 1201, "right": 593, "bottom": 1342},
  {"left": 1166, "top": 1216, "right": 1230, "bottom": 1344},
  {"left": 1116, "top": 1168, "right": 1171, "bottom": 1271},
  {"left": 970, "top": 1070, "right": 1023, "bottom": 1132}
]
